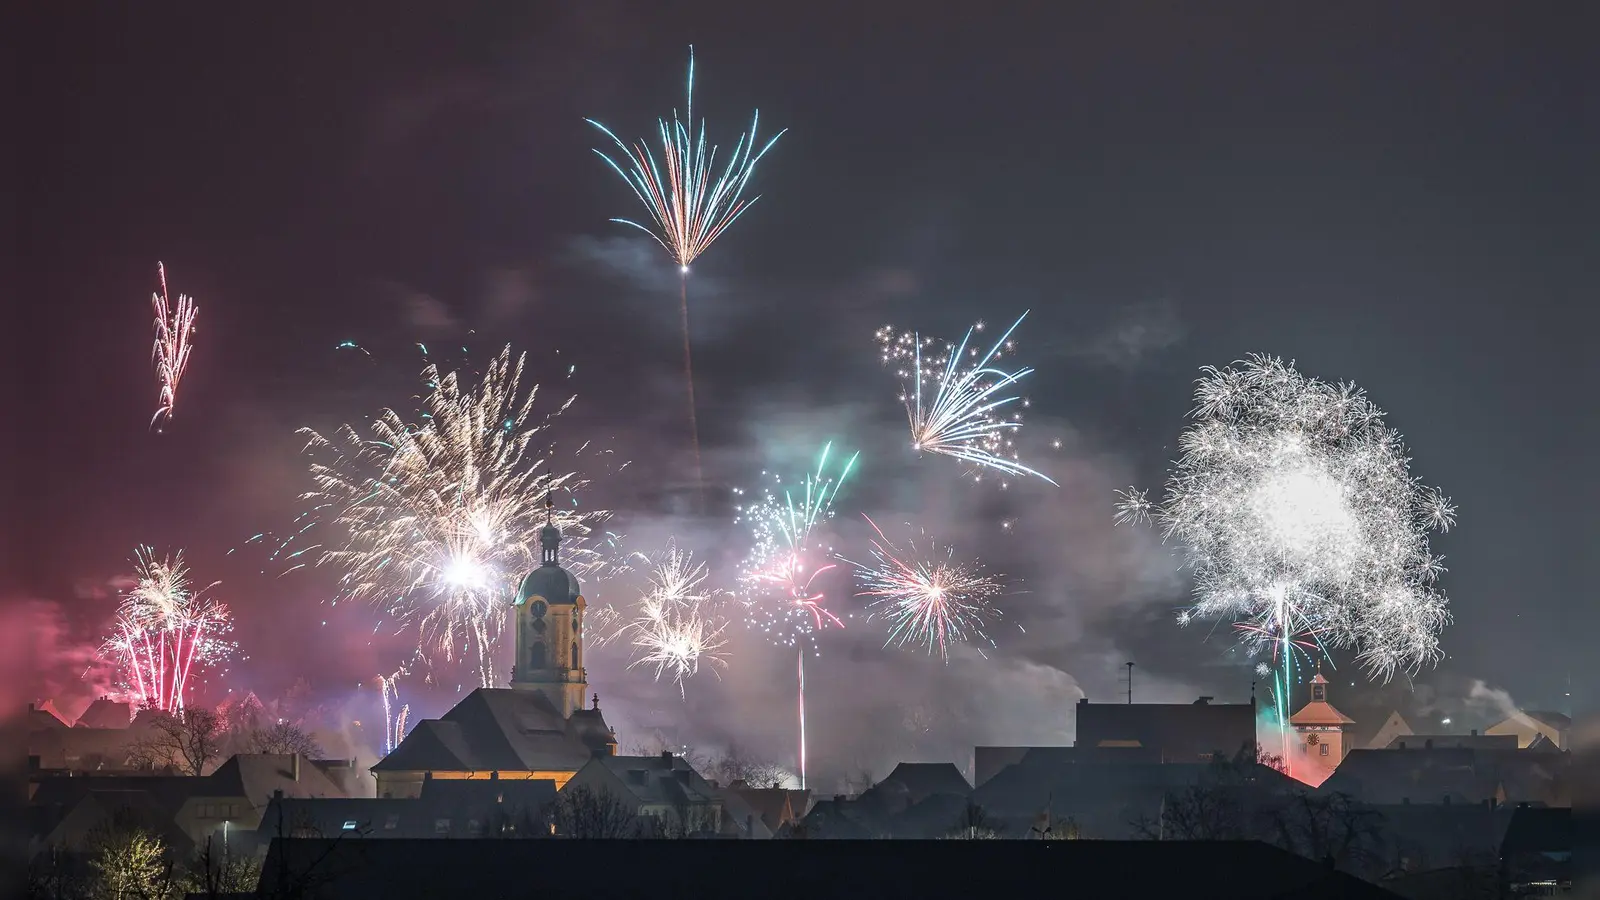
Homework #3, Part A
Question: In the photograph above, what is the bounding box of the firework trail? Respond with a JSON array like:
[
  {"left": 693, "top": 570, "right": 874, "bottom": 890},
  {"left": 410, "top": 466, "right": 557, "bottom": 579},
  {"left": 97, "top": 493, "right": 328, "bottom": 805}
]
[
  {"left": 847, "top": 515, "right": 1004, "bottom": 662},
  {"left": 1114, "top": 355, "right": 1455, "bottom": 749},
  {"left": 376, "top": 671, "right": 410, "bottom": 754},
  {"left": 624, "top": 545, "right": 730, "bottom": 698},
  {"left": 149, "top": 262, "right": 198, "bottom": 428},
  {"left": 101, "top": 548, "right": 236, "bottom": 712},
  {"left": 588, "top": 46, "right": 786, "bottom": 494},
  {"left": 875, "top": 312, "right": 1056, "bottom": 486},
  {"left": 299, "top": 345, "right": 615, "bottom": 687},
  {"left": 735, "top": 442, "right": 857, "bottom": 791},
  {"left": 736, "top": 442, "right": 859, "bottom": 651}
]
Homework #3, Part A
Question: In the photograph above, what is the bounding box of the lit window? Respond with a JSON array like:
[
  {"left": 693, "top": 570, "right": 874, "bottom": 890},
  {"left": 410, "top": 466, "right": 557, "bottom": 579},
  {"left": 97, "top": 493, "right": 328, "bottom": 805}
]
[
  {"left": 342, "top": 820, "right": 359, "bottom": 831},
  {"left": 384, "top": 815, "right": 399, "bottom": 830},
  {"left": 435, "top": 818, "right": 451, "bottom": 834},
  {"left": 1320, "top": 744, "right": 1329, "bottom": 756}
]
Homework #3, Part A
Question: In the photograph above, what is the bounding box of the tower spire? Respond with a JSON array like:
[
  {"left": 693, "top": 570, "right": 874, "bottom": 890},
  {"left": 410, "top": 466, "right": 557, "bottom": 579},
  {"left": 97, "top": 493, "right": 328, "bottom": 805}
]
[{"left": 540, "top": 495, "right": 561, "bottom": 566}]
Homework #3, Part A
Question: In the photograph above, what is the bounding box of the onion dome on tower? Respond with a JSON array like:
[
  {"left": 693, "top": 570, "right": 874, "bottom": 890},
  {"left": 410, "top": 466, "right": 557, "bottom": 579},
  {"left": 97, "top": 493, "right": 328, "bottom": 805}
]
[{"left": 511, "top": 496, "right": 588, "bottom": 716}]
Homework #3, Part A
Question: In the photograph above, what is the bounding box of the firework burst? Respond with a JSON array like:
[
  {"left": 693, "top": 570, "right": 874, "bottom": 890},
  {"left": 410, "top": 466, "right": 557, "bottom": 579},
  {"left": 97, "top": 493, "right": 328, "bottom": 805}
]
[
  {"left": 588, "top": 46, "right": 785, "bottom": 493},
  {"left": 875, "top": 312, "right": 1055, "bottom": 486},
  {"left": 586, "top": 45, "right": 785, "bottom": 272},
  {"left": 1114, "top": 354, "right": 1456, "bottom": 687},
  {"left": 299, "top": 345, "right": 614, "bottom": 687},
  {"left": 736, "top": 442, "right": 859, "bottom": 652},
  {"left": 624, "top": 545, "right": 730, "bottom": 697},
  {"left": 102, "top": 548, "right": 236, "bottom": 712},
  {"left": 847, "top": 515, "right": 1004, "bottom": 661},
  {"left": 149, "top": 262, "right": 198, "bottom": 428}
]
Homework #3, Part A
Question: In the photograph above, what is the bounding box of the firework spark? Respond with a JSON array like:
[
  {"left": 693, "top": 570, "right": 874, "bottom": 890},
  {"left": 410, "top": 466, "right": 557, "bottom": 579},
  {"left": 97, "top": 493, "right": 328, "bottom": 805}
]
[
  {"left": 299, "top": 345, "right": 614, "bottom": 687},
  {"left": 588, "top": 46, "right": 785, "bottom": 493},
  {"left": 875, "top": 312, "right": 1055, "bottom": 485},
  {"left": 1114, "top": 354, "right": 1456, "bottom": 687},
  {"left": 847, "top": 516, "right": 1004, "bottom": 661},
  {"left": 624, "top": 545, "right": 729, "bottom": 697},
  {"left": 149, "top": 262, "right": 198, "bottom": 427},
  {"left": 736, "top": 442, "right": 859, "bottom": 652},
  {"left": 102, "top": 548, "right": 236, "bottom": 712}
]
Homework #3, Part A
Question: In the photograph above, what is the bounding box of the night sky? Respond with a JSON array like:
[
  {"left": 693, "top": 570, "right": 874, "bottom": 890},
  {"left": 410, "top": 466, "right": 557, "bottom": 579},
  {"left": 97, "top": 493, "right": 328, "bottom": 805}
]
[{"left": 15, "top": 3, "right": 1593, "bottom": 776}]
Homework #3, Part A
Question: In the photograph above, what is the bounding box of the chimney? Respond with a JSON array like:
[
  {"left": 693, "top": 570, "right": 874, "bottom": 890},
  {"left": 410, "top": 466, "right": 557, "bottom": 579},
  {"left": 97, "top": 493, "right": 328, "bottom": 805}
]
[
  {"left": 1470, "top": 729, "right": 1478, "bottom": 736},
  {"left": 661, "top": 751, "right": 673, "bottom": 760},
  {"left": 1424, "top": 739, "right": 1433, "bottom": 750},
  {"left": 1194, "top": 697, "right": 1213, "bottom": 705},
  {"left": 273, "top": 788, "right": 284, "bottom": 800},
  {"left": 292, "top": 755, "right": 301, "bottom": 782},
  {"left": 490, "top": 771, "right": 499, "bottom": 781}
]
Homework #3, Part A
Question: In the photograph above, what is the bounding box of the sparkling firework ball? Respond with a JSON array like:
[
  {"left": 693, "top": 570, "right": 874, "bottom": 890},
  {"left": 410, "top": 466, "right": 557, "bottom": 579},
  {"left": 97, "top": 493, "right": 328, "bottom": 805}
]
[
  {"left": 846, "top": 515, "right": 1004, "bottom": 662},
  {"left": 874, "top": 312, "right": 1056, "bottom": 486},
  {"left": 102, "top": 548, "right": 236, "bottom": 712},
  {"left": 736, "top": 442, "right": 859, "bottom": 654},
  {"left": 624, "top": 544, "right": 730, "bottom": 698},
  {"left": 587, "top": 46, "right": 786, "bottom": 492},
  {"left": 299, "top": 344, "right": 615, "bottom": 688},
  {"left": 149, "top": 262, "right": 198, "bottom": 427},
  {"left": 1114, "top": 354, "right": 1456, "bottom": 685}
]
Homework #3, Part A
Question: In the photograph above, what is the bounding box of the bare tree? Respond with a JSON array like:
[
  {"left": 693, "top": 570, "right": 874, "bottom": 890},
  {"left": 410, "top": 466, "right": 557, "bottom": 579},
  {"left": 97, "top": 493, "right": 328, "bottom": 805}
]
[
  {"left": 943, "top": 800, "right": 1001, "bottom": 839},
  {"left": 127, "top": 708, "right": 225, "bottom": 776},
  {"left": 182, "top": 835, "right": 263, "bottom": 899},
  {"left": 242, "top": 722, "right": 324, "bottom": 757},
  {"left": 551, "top": 786, "right": 639, "bottom": 839},
  {"left": 1265, "top": 791, "right": 1386, "bottom": 877},
  {"left": 27, "top": 846, "right": 90, "bottom": 900},
  {"left": 703, "top": 743, "right": 788, "bottom": 788},
  {"left": 1132, "top": 745, "right": 1279, "bottom": 841}
]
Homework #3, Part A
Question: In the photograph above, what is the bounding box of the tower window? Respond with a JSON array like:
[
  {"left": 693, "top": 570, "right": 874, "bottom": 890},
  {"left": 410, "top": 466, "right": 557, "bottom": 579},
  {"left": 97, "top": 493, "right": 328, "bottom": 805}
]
[
  {"left": 1312, "top": 684, "right": 1325, "bottom": 701},
  {"left": 571, "top": 641, "right": 578, "bottom": 668},
  {"left": 1320, "top": 744, "right": 1329, "bottom": 756},
  {"left": 530, "top": 642, "right": 546, "bottom": 669}
]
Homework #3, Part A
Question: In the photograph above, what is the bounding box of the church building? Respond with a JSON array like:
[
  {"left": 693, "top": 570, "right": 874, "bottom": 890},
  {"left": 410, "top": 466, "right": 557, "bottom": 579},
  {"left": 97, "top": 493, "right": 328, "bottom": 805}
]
[
  {"left": 1287, "top": 664, "right": 1354, "bottom": 786},
  {"left": 372, "top": 501, "right": 617, "bottom": 799}
]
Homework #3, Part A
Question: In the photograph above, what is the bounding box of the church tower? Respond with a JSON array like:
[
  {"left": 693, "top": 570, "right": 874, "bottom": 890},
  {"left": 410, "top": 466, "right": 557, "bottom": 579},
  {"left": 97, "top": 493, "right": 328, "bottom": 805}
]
[
  {"left": 510, "top": 497, "right": 587, "bottom": 718},
  {"left": 1288, "top": 662, "right": 1355, "bottom": 786}
]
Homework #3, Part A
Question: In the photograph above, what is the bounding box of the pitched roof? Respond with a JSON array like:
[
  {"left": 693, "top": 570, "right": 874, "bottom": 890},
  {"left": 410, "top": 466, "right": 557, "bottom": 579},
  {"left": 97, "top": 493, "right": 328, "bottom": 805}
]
[
  {"left": 372, "top": 688, "right": 603, "bottom": 774},
  {"left": 1500, "top": 806, "right": 1569, "bottom": 853},
  {"left": 208, "top": 754, "right": 349, "bottom": 806},
  {"left": 76, "top": 698, "right": 135, "bottom": 729},
  {"left": 1319, "top": 748, "right": 1505, "bottom": 805},
  {"left": 1290, "top": 699, "right": 1356, "bottom": 726},
  {"left": 588, "top": 754, "right": 719, "bottom": 806},
  {"left": 873, "top": 762, "right": 971, "bottom": 803}
]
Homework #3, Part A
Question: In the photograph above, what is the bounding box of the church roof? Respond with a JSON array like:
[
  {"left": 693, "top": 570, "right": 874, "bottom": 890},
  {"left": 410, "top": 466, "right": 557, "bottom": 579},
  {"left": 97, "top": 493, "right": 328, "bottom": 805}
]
[
  {"left": 517, "top": 565, "right": 580, "bottom": 606},
  {"left": 372, "top": 688, "right": 604, "bottom": 774},
  {"left": 1289, "top": 700, "right": 1355, "bottom": 726}
]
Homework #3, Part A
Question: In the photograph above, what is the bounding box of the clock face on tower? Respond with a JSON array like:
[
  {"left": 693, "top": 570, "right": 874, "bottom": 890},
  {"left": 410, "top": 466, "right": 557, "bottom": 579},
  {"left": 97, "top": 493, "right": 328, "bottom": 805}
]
[
  {"left": 530, "top": 600, "right": 547, "bottom": 617},
  {"left": 1306, "top": 733, "right": 1320, "bottom": 746}
]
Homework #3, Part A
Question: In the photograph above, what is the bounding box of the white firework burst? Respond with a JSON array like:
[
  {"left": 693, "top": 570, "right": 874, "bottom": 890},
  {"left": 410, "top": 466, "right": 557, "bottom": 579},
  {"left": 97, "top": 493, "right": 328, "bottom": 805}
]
[{"left": 1115, "top": 354, "right": 1455, "bottom": 683}]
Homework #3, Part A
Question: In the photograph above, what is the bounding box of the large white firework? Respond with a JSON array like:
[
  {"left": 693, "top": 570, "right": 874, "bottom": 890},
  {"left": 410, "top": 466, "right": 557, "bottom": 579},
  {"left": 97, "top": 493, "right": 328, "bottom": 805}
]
[
  {"left": 299, "top": 345, "right": 613, "bottom": 688},
  {"left": 624, "top": 544, "right": 729, "bottom": 697},
  {"left": 1115, "top": 354, "right": 1456, "bottom": 682}
]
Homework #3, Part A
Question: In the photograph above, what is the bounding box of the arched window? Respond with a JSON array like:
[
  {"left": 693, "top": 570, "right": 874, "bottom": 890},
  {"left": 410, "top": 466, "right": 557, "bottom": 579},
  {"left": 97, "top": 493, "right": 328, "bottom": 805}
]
[
  {"left": 529, "top": 642, "right": 546, "bottom": 670},
  {"left": 571, "top": 641, "right": 579, "bottom": 669}
]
